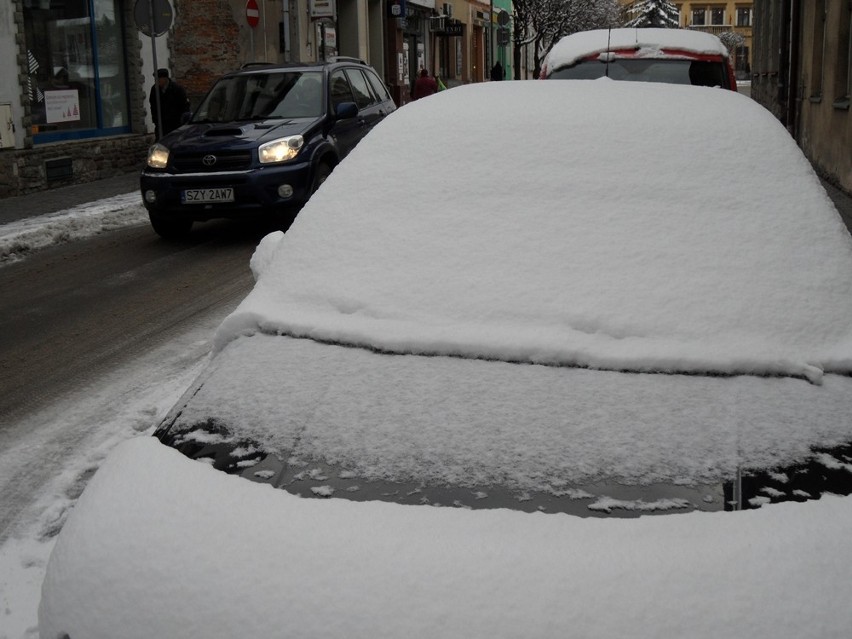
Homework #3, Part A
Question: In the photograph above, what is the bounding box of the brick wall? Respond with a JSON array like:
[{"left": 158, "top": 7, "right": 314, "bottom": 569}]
[
  {"left": 0, "top": 134, "right": 151, "bottom": 198},
  {"left": 172, "top": 0, "right": 243, "bottom": 107}
]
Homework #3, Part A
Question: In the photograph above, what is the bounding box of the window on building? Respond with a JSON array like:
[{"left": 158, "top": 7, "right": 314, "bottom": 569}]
[
  {"left": 736, "top": 7, "right": 752, "bottom": 27},
  {"left": 22, "top": 0, "right": 130, "bottom": 143},
  {"left": 692, "top": 8, "right": 706, "bottom": 26},
  {"left": 810, "top": 0, "right": 827, "bottom": 100},
  {"left": 711, "top": 8, "right": 725, "bottom": 26},
  {"left": 835, "top": 0, "right": 851, "bottom": 106}
]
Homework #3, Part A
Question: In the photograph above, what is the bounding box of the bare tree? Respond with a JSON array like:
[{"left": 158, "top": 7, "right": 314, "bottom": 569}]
[
  {"left": 718, "top": 30, "right": 746, "bottom": 78},
  {"left": 513, "top": 0, "right": 621, "bottom": 79}
]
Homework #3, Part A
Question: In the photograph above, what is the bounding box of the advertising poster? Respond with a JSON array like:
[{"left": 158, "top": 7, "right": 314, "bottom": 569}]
[{"left": 45, "top": 89, "right": 80, "bottom": 124}]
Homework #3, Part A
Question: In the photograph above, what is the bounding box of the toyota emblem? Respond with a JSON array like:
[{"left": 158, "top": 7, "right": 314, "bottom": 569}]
[{"left": 202, "top": 154, "right": 217, "bottom": 167}]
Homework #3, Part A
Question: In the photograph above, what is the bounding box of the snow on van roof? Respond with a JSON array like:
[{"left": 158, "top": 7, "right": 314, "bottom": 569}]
[{"left": 543, "top": 28, "right": 730, "bottom": 73}]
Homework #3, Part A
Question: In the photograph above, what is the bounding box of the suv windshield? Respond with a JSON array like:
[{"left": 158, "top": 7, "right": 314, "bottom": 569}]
[
  {"left": 549, "top": 58, "right": 728, "bottom": 88},
  {"left": 192, "top": 70, "right": 324, "bottom": 122}
]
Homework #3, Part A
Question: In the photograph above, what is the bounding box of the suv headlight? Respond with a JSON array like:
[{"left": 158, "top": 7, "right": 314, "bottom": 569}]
[
  {"left": 147, "top": 143, "right": 170, "bottom": 169},
  {"left": 259, "top": 135, "right": 305, "bottom": 164}
]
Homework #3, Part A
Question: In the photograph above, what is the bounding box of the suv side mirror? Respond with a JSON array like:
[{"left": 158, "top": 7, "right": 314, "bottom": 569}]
[{"left": 335, "top": 102, "right": 358, "bottom": 120}]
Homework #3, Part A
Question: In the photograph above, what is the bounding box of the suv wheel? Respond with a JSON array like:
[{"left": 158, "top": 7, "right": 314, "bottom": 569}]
[
  {"left": 149, "top": 213, "right": 193, "bottom": 240},
  {"left": 312, "top": 162, "right": 332, "bottom": 194}
]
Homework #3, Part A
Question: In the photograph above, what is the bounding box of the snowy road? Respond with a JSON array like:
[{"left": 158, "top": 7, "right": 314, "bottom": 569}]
[{"left": 0, "top": 193, "right": 264, "bottom": 637}]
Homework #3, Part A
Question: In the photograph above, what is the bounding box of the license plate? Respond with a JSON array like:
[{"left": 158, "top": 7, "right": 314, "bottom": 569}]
[{"left": 181, "top": 188, "right": 234, "bottom": 204}]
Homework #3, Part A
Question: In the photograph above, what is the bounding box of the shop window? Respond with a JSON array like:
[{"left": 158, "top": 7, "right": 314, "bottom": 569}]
[{"left": 23, "top": 0, "right": 130, "bottom": 143}]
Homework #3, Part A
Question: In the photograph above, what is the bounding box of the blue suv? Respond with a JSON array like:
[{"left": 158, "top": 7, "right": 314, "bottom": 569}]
[{"left": 141, "top": 57, "right": 396, "bottom": 238}]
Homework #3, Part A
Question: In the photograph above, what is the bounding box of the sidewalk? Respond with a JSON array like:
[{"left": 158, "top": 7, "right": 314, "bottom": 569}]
[
  {"left": 0, "top": 171, "right": 140, "bottom": 226},
  {"left": 822, "top": 179, "right": 852, "bottom": 235}
]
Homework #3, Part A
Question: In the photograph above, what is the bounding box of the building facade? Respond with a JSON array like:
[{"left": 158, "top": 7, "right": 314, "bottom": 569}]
[
  {"left": 1, "top": 0, "right": 515, "bottom": 197},
  {"left": 673, "top": 2, "right": 753, "bottom": 78},
  {"left": 0, "top": 0, "right": 154, "bottom": 197},
  {"left": 751, "top": 0, "right": 851, "bottom": 193},
  {"left": 621, "top": 1, "right": 754, "bottom": 78}
]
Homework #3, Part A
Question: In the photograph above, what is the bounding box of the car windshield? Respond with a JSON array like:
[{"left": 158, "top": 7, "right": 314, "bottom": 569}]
[
  {"left": 549, "top": 58, "right": 727, "bottom": 87},
  {"left": 182, "top": 81, "right": 852, "bottom": 509},
  {"left": 192, "top": 70, "right": 324, "bottom": 122}
]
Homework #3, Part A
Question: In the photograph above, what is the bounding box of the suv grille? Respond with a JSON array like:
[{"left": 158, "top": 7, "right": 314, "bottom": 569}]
[{"left": 171, "top": 151, "right": 253, "bottom": 173}]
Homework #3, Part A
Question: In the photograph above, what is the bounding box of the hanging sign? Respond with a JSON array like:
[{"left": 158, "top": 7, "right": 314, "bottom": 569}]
[{"left": 134, "top": 0, "right": 173, "bottom": 37}]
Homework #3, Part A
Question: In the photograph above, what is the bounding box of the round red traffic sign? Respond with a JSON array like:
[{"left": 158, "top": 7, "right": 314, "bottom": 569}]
[{"left": 245, "top": 0, "right": 260, "bottom": 27}]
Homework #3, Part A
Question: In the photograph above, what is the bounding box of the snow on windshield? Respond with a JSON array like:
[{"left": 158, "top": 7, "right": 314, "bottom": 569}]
[
  {"left": 216, "top": 81, "right": 852, "bottom": 383},
  {"left": 174, "top": 334, "right": 852, "bottom": 489},
  {"left": 544, "top": 28, "right": 731, "bottom": 71}
]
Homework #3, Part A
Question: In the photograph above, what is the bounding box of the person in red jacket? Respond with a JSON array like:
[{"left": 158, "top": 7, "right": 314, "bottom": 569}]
[{"left": 412, "top": 69, "right": 438, "bottom": 100}]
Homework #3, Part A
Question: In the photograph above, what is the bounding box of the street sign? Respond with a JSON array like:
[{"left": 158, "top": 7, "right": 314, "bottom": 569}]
[
  {"left": 134, "top": 0, "right": 173, "bottom": 37},
  {"left": 246, "top": 0, "right": 260, "bottom": 27},
  {"left": 497, "top": 9, "right": 510, "bottom": 27},
  {"left": 498, "top": 27, "right": 510, "bottom": 46}
]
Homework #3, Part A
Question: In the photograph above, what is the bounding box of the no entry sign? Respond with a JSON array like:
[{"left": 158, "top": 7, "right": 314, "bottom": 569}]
[{"left": 246, "top": 0, "right": 260, "bottom": 27}]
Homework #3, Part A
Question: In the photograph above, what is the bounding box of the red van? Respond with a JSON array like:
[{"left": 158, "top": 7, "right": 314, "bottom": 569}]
[{"left": 540, "top": 27, "right": 737, "bottom": 90}]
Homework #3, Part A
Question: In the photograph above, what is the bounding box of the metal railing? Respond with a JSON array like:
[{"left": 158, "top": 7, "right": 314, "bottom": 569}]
[{"left": 688, "top": 24, "right": 753, "bottom": 37}]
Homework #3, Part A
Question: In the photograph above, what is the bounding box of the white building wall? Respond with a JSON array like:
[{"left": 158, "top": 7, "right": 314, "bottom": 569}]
[{"left": 0, "top": 1, "right": 24, "bottom": 149}]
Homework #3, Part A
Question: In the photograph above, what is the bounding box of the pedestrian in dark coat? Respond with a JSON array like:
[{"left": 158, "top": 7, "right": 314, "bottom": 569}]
[
  {"left": 149, "top": 68, "right": 190, "bottom": 140},
  {"left": 412, "top": 69, "right": 438, "bottom": 100},
  {"left": 490, "top": 61, "right": 504, "bottom": 81}
]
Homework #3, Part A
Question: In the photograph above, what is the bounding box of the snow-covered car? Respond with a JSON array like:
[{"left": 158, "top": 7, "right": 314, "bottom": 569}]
[
  {"left": 540, "top": 27, "right": 737, "bottom": 90},
  {"left": 40, "top": 81, "right": 852, "bottom": 638}
]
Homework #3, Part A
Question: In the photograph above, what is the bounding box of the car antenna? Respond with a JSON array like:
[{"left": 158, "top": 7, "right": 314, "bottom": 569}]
[{"left": 605, "top": 26, "right": 612, "bottom": 78}]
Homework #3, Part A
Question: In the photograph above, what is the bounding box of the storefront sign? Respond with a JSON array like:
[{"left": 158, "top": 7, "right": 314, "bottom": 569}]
[
  {"left": 438, "top": 21, "right": 464, "bottom": 36},
  {"left": 310, "top": 0, "right": 335, "bottom": 19},
  {"left": 324, "top": 25, "right": 337, "bottom": 49},
  {"left": 44, "top": 90, "right": 80, "bottom": 123},
  {"left": 388, "top": 0, "right": 406, "bottom": 17}
]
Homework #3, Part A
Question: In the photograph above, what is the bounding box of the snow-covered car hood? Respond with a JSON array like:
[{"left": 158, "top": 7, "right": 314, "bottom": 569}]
[
  {"left": 216, "top": 81, "right": 852, "bottom": 383},
  {"left": 39, "top": 436, "right": 852, "bottom": 639}
]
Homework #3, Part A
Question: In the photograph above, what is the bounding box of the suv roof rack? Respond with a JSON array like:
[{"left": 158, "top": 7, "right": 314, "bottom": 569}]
[
  {"left": 240, "top": 62, "right": 276, "bottom": 69},
  {"left": 326, "top": 56, "right": 367, "bottom": 65}
]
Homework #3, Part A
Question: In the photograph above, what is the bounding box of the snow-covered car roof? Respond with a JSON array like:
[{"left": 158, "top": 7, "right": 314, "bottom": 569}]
[
  {"left": 218, "top": 80, "right": 852, "bottom": 384},
  {"left": 542, "top": 27, "right": 731, "bottom": 73}
]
